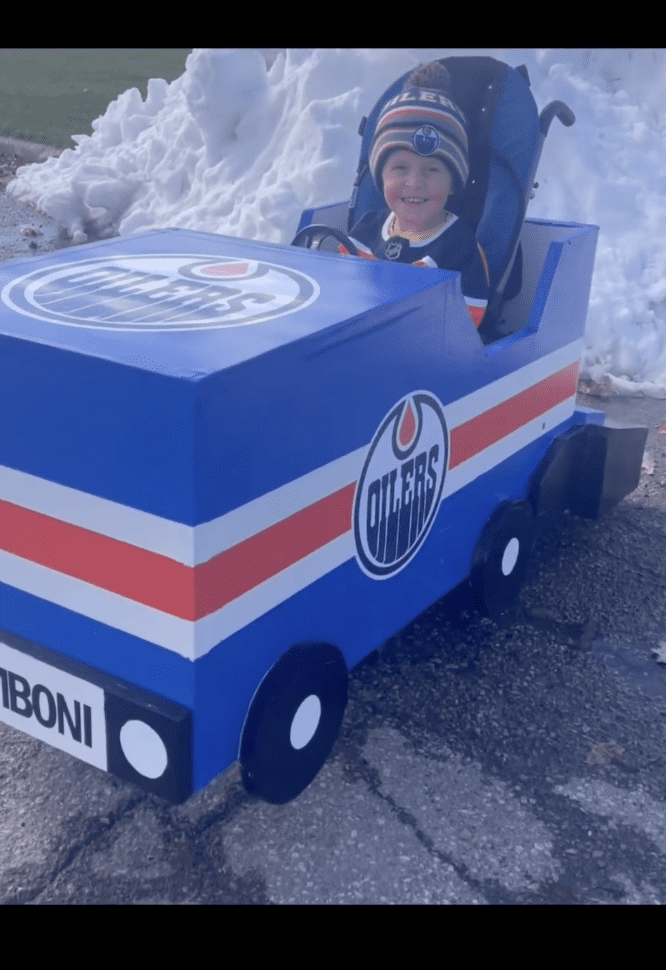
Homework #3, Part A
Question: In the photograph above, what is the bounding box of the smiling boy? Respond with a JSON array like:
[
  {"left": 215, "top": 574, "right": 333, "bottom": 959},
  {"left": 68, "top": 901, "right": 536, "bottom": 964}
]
[{"left": 344, "top": 63, "right": 490, "bottom": 329}]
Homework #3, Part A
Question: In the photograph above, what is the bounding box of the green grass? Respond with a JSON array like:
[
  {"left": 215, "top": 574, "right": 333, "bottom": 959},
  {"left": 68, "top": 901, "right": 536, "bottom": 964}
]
[{"left": 0, "top": 49, "right": 192, "bottom": 149}]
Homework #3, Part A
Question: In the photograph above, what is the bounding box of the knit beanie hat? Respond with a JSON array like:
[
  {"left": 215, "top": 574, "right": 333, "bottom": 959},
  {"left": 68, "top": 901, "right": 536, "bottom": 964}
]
[{"left": 369, "top": 62, "right": 469, "bottom": 196}]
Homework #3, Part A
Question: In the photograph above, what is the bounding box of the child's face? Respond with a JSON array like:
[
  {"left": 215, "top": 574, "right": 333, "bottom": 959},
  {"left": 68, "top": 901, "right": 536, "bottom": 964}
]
[{"left": 382, "top": 149, "right": 453, "bottom": 233}]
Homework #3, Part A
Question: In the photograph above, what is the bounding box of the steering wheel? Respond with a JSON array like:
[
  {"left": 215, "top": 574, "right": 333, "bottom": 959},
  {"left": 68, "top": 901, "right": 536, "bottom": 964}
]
[{"left": 291, "top": 224, "right": 359, "bottom": 257}]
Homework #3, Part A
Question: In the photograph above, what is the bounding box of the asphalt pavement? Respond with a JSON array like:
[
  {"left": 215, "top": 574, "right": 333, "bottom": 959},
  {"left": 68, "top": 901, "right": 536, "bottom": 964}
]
[{"left": 2, "top": 165, "right": 666, "bottom": 904}]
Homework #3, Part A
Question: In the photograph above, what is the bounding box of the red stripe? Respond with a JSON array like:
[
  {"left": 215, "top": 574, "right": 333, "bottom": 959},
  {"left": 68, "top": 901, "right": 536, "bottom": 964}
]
[
  {"left": 477, "top": 243, "right": 490, "bottom": 286},
  {"left": 192, "top": 483, "right": 356, "bottom": 618},
  {"left": 200, "top": 262, "right": 249, "bottom": 277},
  {"left": 467, "top": 303, "right": 486, "bottom": 328},
  {"left": 0, "top": 366, "right": 576, "bottom": 619},
  {"left": 448, "top": 362, "right": 579, "bottom": 469},
  {"left": 0, "top": 498, "right": 195, "bottom": 618},
  {"left": 379, "top": 106, "right": 466, "bottom": 138},
  {"left": 338, "top": 244, "right": 376, "bottom": 259},
  {"left": 0, "top": 483, "right": 357, "bottom": 621}
]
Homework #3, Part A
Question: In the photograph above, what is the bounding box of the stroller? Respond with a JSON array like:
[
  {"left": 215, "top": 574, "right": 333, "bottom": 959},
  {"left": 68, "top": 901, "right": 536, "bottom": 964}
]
[{"left": 293, "top": 55, "right": 575, "bottom": 344}]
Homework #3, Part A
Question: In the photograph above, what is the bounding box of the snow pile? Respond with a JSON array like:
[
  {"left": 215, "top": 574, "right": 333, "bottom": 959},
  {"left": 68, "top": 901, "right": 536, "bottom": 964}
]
[
  {"left": 7, "top": 49, "right": 416, "bottom": 245},
  {"left": 515, "top": 49, "right": 666, "bottom": 397},
  {"left": 8, "top": 48, "right": 666, "bottom": 395}
]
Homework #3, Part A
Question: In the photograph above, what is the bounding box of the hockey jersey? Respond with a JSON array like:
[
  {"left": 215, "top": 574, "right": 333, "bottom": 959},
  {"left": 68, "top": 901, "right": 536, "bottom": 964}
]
[{"left": 344, "top": 209, "right": 489, "bottom": 328}]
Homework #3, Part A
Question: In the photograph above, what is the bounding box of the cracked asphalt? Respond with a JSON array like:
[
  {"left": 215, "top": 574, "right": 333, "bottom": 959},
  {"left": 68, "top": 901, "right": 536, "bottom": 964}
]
[{"left": 2, "top": 153, "right": 666, "bottom": 904}]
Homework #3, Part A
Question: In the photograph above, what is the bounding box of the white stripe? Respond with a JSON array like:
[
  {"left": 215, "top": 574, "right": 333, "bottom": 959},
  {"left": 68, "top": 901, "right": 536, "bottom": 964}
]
[
  {"left": 0, "top": 548, "right": 196, "bottom": 659},
  {"left": 0, "top": 529, "right": 356, "bottom": 661},
  {"left": 443, "top": 396, "right": 576, "bottom": 498},
  {"left": 0, "top": 393, "right": 577, "bottom": 662},
  {"left": 0, "top": 467, "right": 193, "bottom": 564},
  {"left": 192, "top": 531, "right": 355, "bottom": 657},
  {"left": 192, "top": 448, "right": 364, "bottom": 566},
  {"left": 0, "top": 447, "right": 365, "bottom": 569},
  {"left": 0, "top": 339, "right": 582, "bottom": 576},
  {"left": 445, "top": 340, "right": 582, "bottom": 429}
]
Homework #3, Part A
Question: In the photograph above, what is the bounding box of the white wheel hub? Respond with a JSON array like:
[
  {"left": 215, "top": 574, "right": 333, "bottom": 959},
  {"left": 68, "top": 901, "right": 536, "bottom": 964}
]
[
  {"left": 290, "top": 695, "right": 322, "bottom": 750},
  {"left": 501, "top": 537, "right": 520, "bottom": 576},
  {"left": 119, "top": 719, "right": 168, "bottom": 778}
]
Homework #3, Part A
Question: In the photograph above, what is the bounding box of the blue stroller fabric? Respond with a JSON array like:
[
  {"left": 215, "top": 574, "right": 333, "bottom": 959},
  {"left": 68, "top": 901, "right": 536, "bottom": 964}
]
[{"left": 348, "top": 57, "right": 542, "bottom": 330}]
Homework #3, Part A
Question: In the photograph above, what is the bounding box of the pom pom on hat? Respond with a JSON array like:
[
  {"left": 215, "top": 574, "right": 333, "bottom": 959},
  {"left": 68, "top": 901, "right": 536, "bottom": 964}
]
[{"left": 370, "top": 62, "right": 469, "bottom": 195}]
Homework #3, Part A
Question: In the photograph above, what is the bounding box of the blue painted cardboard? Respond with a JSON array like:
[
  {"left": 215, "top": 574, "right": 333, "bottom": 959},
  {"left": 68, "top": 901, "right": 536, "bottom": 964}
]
[{"left": 0, "top": 221, "right": 610, "bottom": 799}]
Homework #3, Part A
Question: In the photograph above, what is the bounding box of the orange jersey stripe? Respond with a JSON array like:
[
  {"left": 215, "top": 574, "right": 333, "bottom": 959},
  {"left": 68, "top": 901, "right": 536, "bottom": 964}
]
[
  {"left": 466, "top": 302, "right": 486, "bottom": 328},
  {"left": 477, "top": 242, "right": 490, "bottom": 286},
  {"left": 339, "top": 243, "right": 487, "bottom": 327},
  {"left": 338, "top": 243, "right": 376, "bottom": 259}
]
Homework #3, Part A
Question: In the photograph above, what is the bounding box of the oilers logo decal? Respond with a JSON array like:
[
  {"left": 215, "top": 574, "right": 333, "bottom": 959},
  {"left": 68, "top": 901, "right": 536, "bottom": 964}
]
[
  {"left": 1, "top": 254, "right": 320, "bottom": 331},
  {"left": 354, "top": 392, "right": 448, "bottom": 578},
  {"left": 412, "top": 125, "right": 440, "bottom": 156}
]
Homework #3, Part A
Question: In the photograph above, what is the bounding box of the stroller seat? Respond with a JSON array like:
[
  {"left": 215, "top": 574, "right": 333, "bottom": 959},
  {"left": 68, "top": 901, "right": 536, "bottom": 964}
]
[{"left": 347, "top": 56, "right": 575, "bottom": 343}]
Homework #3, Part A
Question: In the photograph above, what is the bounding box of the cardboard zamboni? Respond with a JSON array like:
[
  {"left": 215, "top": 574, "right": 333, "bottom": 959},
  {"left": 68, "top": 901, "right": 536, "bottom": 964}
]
[{"left": 0, "top": 58, "right": 647, "bottom": 804}]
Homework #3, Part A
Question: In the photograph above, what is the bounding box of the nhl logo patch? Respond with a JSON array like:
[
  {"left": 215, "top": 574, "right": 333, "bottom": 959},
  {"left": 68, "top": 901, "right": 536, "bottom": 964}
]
[
  {"left": 385, "top": 240, "right": 403, "bottom": 261},
  {"left": 412, "top": 125, "right": 440, "bottom": 156},
  {"left": 354, "top": 392, "right": 448, "bottom": 578}
]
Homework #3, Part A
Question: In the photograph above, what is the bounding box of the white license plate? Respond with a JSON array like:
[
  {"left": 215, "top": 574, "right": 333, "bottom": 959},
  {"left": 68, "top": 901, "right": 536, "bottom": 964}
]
[{"left": 0, "top": 639, "right": 107, "bottom": 769}]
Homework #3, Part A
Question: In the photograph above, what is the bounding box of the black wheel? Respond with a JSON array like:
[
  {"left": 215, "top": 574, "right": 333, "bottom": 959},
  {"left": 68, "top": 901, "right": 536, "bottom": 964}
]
[
  {"left": 291, "top": 224, "right": 360, "bottom": 256},
  {"left": 240, "top": 642, "right": 348, "bottom": 804},
  {"left": 469, "top": 500, "right": 536, "bottom": 619}
]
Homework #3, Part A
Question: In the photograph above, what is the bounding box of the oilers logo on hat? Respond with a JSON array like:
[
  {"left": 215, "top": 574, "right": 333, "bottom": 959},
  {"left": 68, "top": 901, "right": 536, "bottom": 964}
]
[
  {"left": 412, "top": 125, "right": 439, "bottom": 156},
  {"left": 354, "top": 391, "right": 448, "bottom": 578}
]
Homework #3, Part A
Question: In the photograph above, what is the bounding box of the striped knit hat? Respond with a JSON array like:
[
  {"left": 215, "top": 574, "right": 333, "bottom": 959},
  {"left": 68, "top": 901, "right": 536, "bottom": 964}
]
[{"left": 370, "top": 65, "right": 469, "bottom": 196}]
